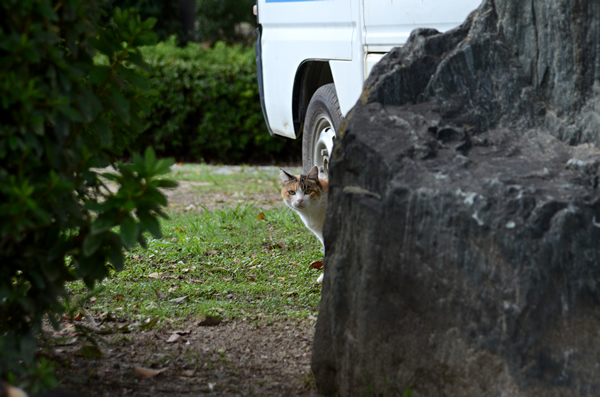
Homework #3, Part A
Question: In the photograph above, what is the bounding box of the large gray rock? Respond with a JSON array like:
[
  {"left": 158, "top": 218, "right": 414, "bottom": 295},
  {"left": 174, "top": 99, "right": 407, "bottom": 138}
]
[{"left": 312, "top": 0, "right": 600, "bottom": 395}]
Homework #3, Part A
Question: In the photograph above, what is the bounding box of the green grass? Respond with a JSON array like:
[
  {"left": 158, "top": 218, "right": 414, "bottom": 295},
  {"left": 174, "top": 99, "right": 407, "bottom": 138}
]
[{"left": 67, "top": 165, "right": 322, "bottom": 328}]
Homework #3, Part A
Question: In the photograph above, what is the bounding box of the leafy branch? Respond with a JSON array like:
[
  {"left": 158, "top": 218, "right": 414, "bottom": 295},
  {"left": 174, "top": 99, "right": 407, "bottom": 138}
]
[{"left": 0, "top": 3, "right": 174, "bottom": 392}]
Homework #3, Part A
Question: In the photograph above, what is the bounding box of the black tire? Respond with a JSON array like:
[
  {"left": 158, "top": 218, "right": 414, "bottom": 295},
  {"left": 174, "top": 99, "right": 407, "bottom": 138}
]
[{"left": 302, "top": 83, "right": 343, "bottom": 178}]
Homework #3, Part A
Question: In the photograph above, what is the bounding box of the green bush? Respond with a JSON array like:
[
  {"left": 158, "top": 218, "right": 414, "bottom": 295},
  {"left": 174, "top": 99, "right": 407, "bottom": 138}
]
[
  {"left": 136, "top": 38, "right": 301, "bottom": 164},
  {"left": 0, "top": 0, "right": 174, "bottom": 389}
]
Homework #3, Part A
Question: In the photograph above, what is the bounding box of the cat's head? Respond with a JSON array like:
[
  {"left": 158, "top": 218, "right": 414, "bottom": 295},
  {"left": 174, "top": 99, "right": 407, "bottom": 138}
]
[{"left": 279, "top": 166, "right": 327, "bottom": 211}]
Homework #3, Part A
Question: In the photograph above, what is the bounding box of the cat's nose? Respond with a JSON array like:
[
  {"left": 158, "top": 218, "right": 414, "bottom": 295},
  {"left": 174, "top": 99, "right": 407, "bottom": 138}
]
[{"left": 297, "top": 199, "right": 303, "bottom": 204}]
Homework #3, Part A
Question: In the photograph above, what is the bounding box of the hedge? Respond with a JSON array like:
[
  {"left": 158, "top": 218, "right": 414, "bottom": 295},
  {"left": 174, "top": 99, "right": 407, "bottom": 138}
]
[{"left": 136, "top": 39, "right": 301, "bottom": 164}]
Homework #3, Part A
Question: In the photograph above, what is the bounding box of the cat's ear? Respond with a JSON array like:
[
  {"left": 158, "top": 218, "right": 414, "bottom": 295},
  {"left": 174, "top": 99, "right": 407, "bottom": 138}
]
[
  {"left": 307, "top": 166, "right": 319, "bottom": 181},
  {"left": 279, "top": 168, "right": 296, "bottom": 183}
]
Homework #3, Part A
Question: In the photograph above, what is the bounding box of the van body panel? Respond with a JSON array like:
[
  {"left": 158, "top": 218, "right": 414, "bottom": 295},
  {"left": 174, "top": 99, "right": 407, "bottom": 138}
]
[
  {"left": 259, "top": 0, "right": 355, "bottom": 138},
  {"left": 363, "top": 0, "right": 480, "bottom": 50},
  {"left": 256, "top": 0, "right": 482, "bottom": 138}
]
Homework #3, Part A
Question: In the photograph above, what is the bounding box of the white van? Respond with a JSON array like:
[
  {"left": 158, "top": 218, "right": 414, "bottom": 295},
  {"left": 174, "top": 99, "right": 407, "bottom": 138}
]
[{"left": 255, "top": 0, "right": 481, "bottom": 176}]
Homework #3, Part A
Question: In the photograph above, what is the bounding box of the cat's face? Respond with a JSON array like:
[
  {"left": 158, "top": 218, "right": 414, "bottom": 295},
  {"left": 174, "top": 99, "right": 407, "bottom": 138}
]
[{"left": 280, "top": 166, "right": 327, "bottom": 211}]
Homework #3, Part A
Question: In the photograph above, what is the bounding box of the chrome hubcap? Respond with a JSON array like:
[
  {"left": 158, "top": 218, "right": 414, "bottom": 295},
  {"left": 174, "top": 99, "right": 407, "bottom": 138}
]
[{"left": 313, "top": 116, "right": 336, "bottom": 179}]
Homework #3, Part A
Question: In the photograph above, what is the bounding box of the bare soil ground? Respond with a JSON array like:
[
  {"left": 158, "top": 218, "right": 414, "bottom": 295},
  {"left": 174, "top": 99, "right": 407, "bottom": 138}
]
[
  {"left": 47, "top": 165, "right": 319, "bottom": 396},
  {"left": 162, "top": 180, "right": 283, "bottom": 213},
  {"left": 48, "top": 319, "right": 317, "bottom": 396}
]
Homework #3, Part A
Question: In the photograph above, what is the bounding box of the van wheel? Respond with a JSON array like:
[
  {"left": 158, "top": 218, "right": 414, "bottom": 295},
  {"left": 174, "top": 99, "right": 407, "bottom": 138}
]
[{"left": 302, "top": 83, "right": 342, "bottom": 178}]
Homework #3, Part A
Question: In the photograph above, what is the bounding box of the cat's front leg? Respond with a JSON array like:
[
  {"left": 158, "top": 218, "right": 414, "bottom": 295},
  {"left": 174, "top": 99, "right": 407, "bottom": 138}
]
[{"left": 316, "top": 237, "right": 325, "bottom": 283}]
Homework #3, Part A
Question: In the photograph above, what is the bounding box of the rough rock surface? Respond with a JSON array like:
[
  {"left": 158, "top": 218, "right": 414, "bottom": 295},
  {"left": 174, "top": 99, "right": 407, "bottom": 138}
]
[{"left": 312, "top": 0, "right": 600, "bottom": 396}]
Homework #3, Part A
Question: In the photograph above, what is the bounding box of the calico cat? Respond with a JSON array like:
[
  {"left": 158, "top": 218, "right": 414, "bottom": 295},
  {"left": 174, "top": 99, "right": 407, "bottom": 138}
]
[{"left": 280, "top": 166, "right": 328, "bottom": 283}]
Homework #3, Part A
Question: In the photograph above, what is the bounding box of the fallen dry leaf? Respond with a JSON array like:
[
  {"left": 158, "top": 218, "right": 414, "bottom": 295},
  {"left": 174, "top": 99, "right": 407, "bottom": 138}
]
[
  {"left": 170, "top": 296, "right": 188, "bottom": 304},
  {"left": 3, "top": 385, "right": 26, "bottom": 397},
  {"left": 166, "top": 329, "right": 191, "bottom": 343},
  {"left": 138, "top": 317, "right": 160, "bottom": 330},
  {"left": 166, "top": 333, "right": 182, "bottom": 343},
  {"left": 148, "top": 272, "right": 161, "bottom": 279},
  {"left": 206, "top": 250, "right": 218, "bottom": 255},
  {"left": 256, "top": 212, "right": 266, "bottom": 221},
  {"left": 73, "top": 312, "right": 84, "bottom": 321},
  {"left": 134, "top": 367, "right": 167, "bottom": 379},
  {"left": 309, "top": 261, "right": 324, "bottom": 270},
  {"left": 53, "top": 336, "right": 78, "bottom": 346},
  {"left": 181, "top": 369, "right": 196, "bottom": 377}
]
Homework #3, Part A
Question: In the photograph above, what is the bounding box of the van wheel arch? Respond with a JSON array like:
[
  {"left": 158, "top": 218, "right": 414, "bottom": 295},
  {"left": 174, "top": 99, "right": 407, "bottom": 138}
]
[{"left": 292, "top": 61, "right": 334, "bottom": 137}]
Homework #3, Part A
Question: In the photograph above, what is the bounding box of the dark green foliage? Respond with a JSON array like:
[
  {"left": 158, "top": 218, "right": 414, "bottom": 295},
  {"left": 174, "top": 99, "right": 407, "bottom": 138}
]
[
  {"left": 196, "top": 0, "right": 257, "bottom": 44},
  {"left": 99, "top": 0, "right": 188, "bottom": 43},
  {"left": 0, "top": 0, "right": 174, "bottom": 388},
  {"left": 99, "top": 0, "right": 258, "bottom": 46},
  {"left": 136, "top": 39, "right": 301, "bottom": 164}
]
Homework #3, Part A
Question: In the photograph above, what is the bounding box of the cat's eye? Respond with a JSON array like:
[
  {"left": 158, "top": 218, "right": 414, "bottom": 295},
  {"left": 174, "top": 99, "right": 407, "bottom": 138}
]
[
  {"left": 288, "top": 190, "right": 296, "bottom": 195},
  {"left": 304, "top": 189, "right": 312, "bottom": 194}
]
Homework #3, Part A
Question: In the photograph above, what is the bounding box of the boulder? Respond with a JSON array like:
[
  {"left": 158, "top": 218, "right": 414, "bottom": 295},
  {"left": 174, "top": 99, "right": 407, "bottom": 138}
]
[{"left": 312, "top": 0, "right": 600, "bottom": 395}]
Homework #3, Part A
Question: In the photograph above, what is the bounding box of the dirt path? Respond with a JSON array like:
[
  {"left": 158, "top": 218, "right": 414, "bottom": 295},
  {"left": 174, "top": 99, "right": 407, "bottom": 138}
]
[
  {"left": 162, "top": 179, "right": 283, "bottom": 213},
  {"left": 51, "top": 319, "right": 317, "bottom": 396}
]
